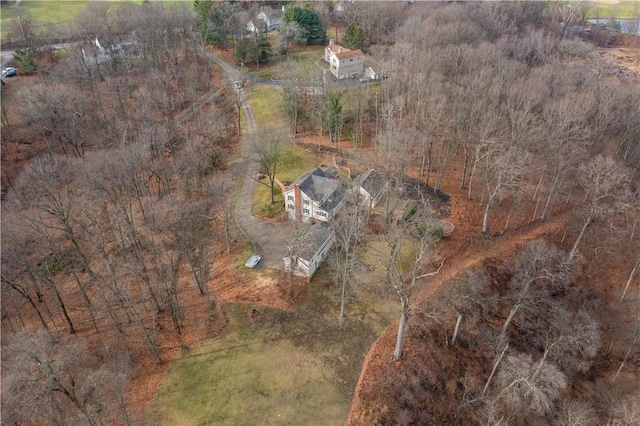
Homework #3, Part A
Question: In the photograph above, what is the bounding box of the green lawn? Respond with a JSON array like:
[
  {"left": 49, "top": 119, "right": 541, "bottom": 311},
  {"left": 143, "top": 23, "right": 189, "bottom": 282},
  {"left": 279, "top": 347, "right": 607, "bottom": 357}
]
[
  {"left": 247, "top": 84, "right": 287, "bottom": 132},
  {"left": 250, "top": 143, "right": 316, "bottom": 218},
  {"left": 147, "top": 276, "right": 398, "bottom": 426},
  {"left": 245, "top": 79, "right": 316, "bottom": 218},
  {"left": 277, "top": 143, "right": 316, "bottom": 184},
  {"left": 1, "top": 0, "right": 89, "bottom": 26},
  {"left": 0, "top": 0, "right": 182, "bottom": 41},
  {"left": 252, "top": 180, "right": 284, "bottom": 217},
  {"left": 588, "top": 1, "right": 640, "bottom": 19}
]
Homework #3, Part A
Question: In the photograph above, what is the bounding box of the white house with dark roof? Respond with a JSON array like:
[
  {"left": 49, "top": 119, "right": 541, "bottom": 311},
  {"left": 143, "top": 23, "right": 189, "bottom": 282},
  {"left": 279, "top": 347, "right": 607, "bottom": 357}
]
[
  {"left": 247, "top": 6, "right": 283, "bottom": 33},
  {"left": 285, "top": 167, "right": 386, "bottom": 222},
  {"left": 324, "top": 40, "right": 365, "bottom": 79},
  {"left": 283, "top": 223, "right": 335, "bottom": 280},
  {"left": 281, "top": 168, "right": 386, "bottom": 279},
  {"left": 283, "top": 166, "right": 346, "bottom": 223},
  {"left": 350, "top": 169, "right": 387, "bottom": 208}
]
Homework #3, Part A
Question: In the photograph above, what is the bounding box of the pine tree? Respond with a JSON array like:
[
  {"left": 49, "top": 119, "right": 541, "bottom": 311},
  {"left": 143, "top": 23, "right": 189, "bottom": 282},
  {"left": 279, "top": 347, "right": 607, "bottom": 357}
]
[
  {"left": 282, "top": 5, "right": 328, "bottom": 45},
  {"left": 342, "top": 23, "right": 365, "bottom": 50}
]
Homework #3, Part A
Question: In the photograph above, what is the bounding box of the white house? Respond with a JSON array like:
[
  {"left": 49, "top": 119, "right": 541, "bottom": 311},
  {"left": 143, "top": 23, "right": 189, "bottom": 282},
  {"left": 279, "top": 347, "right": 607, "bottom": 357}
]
[
  {"left": 247, "top": 7, "right": 283, "bottom": 33},
  {"left": 283, "top": 166, "right": 346, "bottom": 223},
  {"left": 285, "top": 167, "right": 387, "bottom": 222},
  {"left": 324, "top": 40, "right": 365, "bottom": 79},
  {"left": 350, "top": 169, "right": 387, "bottom": 208},
  {"left": 283, "top": 223, "right": 335, "bottom": 280},
  {"left": 82, "top": 37, "right": 139, "bottom": 66}
]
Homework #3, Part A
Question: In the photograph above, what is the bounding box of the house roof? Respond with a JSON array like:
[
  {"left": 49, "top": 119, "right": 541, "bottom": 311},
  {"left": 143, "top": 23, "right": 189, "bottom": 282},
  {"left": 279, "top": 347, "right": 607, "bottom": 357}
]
[
  {"left": 290, "top": 166, "right": 345, "bottom": 213},
  {"left": 249, "top": 18, "right": 268, "bottom": 32},
  {"left": 335, "top": 49, "right": 364, "bottom": 61},
  {"left": 326, "top": 43, "right": 364, "bottom": 61},
  {"left": 259, "top": 7, "right": 283, "bottom": 20},
  {"left": 297, "top": 223, "right": 334, "bottom": 261},
  {"left": 326, "top": 44, "right": 345, "bottom": 54},
  {"left": 352, "top": 169, "right": 385, "bottom": 197}
]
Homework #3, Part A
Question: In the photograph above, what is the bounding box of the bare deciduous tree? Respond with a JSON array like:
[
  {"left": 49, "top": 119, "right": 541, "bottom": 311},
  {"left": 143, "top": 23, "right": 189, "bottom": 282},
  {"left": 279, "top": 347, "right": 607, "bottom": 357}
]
[
  {"left": 205, "top": 175, "right": 236, "bottom": 254},
  {"left": 480, "top": 142, "right": 530, "bottom": 236},
  {"left": 553, "top": 399, "right": 597, "bottom": 426},
  {"left": 330, "top": 188, "right": 370, "bottom": 320},
  {"left": 498, "top": 240, "right": 572, "bottom": 345},
  {"left": 494, "top": 351, "right": 567, "bottom": 419},
  {"left": 2, "top": 330, "right": 132, "bottom": 426},
  {"left": 443, "top": 268, "right": 492, "bottom": 346},
  {"left": 569, "top": 156, "right": 633, "bottom": 261},
  {"left": 251, "top": 133, "right": 280, "bottom": 204},
  {"left": 382, "top": 200, "right": 443, "bottom": 360}
]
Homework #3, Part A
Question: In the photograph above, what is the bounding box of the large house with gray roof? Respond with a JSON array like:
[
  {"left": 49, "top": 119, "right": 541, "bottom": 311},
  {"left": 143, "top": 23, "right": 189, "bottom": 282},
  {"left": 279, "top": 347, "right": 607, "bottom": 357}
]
[
  {"left": 282, "top": 167, "right": 386, "bottom": 279},
  {"left": 284, "top": 166, "right": 346, "bottom": 222},
  {"left": 284, "top": 166, "right": 386, "bottom": 222}
]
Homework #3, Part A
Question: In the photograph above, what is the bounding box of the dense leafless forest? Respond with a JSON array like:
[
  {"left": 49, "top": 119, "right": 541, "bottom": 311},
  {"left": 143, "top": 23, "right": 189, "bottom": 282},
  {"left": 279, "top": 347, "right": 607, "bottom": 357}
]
[{"left": 1, "top": 1, "right": 639, "bottom": 425}]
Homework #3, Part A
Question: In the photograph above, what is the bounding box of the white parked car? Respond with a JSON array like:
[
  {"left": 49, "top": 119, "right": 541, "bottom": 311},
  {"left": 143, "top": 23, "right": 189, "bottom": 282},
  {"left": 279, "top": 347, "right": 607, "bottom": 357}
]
[
  {"left": 2, "top": 67, "right": 17, "bottom": 78},
  {"left": 245, "top": 254, "right": 262, "bottom": 268}
]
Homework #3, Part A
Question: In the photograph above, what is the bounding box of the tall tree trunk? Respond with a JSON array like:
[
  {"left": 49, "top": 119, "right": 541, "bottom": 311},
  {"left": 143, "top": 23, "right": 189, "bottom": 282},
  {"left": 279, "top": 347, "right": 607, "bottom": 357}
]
[
  {"left": 498, "top": 304, "right": 519, "bottom": 344},
  {"left": 460, "top": 144, "right": 469, "bottom": 189},
  {"left": 71, "top": 271, "right": 99, "bottom": 333},
  {"left": 482, "top": 197, "right": 493, "bottom": 236},
  {"left": 569, "top": 215, "right": 593, "bottom": 261},
  {"left": 340, "top": 279, "right": 346, "bottom": 321},
  {"left": 540, "top": 169, "right": 562, "bottom": 221},
  {"left": 451, "top": 311, "right": 463, "bottom": 346},
  {"left": 482, "top": 342, "right": 510, "bottom": 396},
  {"left": 41, "top": 271, "right": 75, "bottom": 335},
  {"left": 620, "top": 255, "right": 640, "bottom": 302},
  {"left": 394, "top": 302, "right": 408, "bottom": 361}
]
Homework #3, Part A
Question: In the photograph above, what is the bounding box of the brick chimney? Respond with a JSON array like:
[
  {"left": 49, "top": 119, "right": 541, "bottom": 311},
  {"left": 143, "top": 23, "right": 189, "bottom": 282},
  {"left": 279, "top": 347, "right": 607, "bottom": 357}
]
[
  {"left": 329, "top": 39, "right": 334, "bottom": 45},
  {"left": 295, "top": 184, "right": 302, "bottom": 221}
]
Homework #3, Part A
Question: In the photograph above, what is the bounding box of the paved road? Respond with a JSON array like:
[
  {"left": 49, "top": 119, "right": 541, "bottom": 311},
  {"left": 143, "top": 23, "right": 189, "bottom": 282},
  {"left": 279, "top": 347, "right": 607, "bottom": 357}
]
[
  {"left": 199, "top": 45, "right": 294, "bottom": 270},
  {"left": 1, "top": 42, "right": 78, "bottom": 68}
]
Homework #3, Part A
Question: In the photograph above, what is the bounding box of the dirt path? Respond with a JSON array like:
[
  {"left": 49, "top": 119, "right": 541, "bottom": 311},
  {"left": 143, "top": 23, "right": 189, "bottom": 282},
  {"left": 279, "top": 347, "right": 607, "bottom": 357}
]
[{"left": 417, "top": 210, "right": 571, "bottom": 303}]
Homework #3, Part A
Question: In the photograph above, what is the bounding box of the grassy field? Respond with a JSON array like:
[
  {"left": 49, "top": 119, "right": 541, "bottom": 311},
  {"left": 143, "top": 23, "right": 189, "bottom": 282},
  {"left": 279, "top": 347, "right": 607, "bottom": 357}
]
[
  {"left": 147, "top": 275, "right": 398, "bottom": 425},
  {"left": 246, "top": 84, "right": 287, "bottom": 132},
  {"left": 250, "top": 143, "right": 316, "bottom": 217},
  {"left": 588, "top": 1, "right": 640, "bottom": 19},
  {"left": 0, "top": 0, "right": 88, "bottom": 26},
  {"left": 252, "top": 181, "right": 284, "bottom": 217},
  {"left": 245, "top": 79, "right": 316, "bottom": 217}
]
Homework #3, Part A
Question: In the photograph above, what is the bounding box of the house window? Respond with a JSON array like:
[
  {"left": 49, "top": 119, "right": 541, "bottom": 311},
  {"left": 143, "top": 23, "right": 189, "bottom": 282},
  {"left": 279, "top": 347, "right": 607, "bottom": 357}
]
[
  {"left": 303, "top": 199, "right": 309, "bottom": 205},
  {"left": 287, "top": 204, "right": 294, "bottom": 210},
  {"left": 287, "top": 195, "right": 294, "bottom": 201},
  {"left": 303, "top": 208, "right": 310, "bottom": 215},
  {"left": 350, "top": 58, "right": 353, "bottom": 62}
]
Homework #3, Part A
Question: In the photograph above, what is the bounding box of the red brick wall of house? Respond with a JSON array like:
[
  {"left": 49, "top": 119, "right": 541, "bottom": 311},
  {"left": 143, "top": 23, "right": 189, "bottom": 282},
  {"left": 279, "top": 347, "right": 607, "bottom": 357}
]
[{"left": 295, "top": 184, "right": 301, "bottom": 221}]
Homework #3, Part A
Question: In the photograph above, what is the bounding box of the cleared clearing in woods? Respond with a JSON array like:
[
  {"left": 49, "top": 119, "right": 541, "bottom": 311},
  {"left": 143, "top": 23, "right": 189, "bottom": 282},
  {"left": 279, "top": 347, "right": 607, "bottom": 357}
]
[{"left": 147, "top": 276, "right": 399, "bottom": 425}]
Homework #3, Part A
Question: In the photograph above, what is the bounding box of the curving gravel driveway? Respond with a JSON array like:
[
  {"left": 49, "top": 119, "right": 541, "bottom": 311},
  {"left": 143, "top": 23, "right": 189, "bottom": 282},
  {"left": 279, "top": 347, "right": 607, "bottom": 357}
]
[{"left": 200, "top": 47, "right": 294, "bottom": 270}]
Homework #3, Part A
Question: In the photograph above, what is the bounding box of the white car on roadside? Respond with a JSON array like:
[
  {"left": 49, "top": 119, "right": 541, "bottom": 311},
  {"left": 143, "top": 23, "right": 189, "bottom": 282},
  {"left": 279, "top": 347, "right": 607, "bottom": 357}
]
[{"left": 2, "top": 67, "right": 17, "bottom": 78}]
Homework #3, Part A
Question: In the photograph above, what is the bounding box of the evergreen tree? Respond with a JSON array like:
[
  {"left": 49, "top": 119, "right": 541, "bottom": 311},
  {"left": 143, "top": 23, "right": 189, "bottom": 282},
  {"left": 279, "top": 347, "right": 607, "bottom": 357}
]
[
  {"left": 235, "top": 37, "right": 252, "bottom": 65},
  {"left": 282, "top": 5, "right": 328, "bottom": 45},
  {"left": 13, "top": 49, "right": 37, "bottom": 75},
  {"left": 342, "top": 23, "right": 365, "bottom": 50},
  {"left": 252, "top": 34, "right": 272, "bottom": 68}
]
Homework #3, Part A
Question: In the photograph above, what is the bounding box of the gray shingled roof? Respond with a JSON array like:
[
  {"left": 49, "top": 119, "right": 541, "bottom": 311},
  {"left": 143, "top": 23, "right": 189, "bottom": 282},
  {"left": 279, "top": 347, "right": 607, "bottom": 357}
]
[
  {"left": 352, "top": 169, "right": 385, "bottom": 197},
  {"left": 293, "top": 167, "right": 344, "bottom": 212},
  {"left": 297, "top": 223, "right": 334, "bottom": 261}
]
